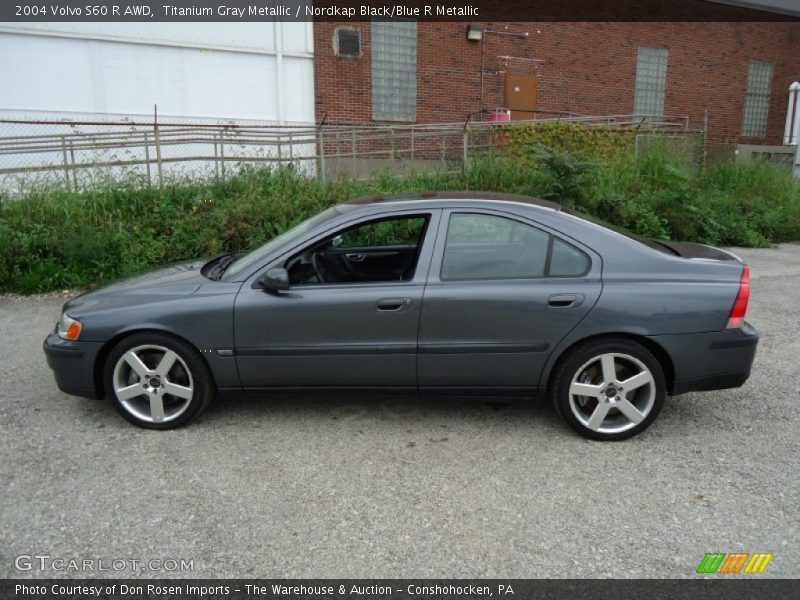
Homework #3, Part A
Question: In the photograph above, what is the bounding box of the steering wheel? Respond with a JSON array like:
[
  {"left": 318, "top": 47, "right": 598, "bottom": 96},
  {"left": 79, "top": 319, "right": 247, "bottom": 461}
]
[{"left": 311, "top": 250, "right": 337, "bottom": 283}]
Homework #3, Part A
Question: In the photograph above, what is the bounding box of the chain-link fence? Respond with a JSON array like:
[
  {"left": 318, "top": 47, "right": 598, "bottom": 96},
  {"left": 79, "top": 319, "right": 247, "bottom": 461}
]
[{"left": 0, "top": 114, "right": 702, "bottom": 194}]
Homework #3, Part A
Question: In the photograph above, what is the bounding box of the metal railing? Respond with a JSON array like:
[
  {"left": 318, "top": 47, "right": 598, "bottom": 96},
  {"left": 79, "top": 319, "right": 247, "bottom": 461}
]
[{"left": 0, "top": 113, "right": 699, "bottom": 193}]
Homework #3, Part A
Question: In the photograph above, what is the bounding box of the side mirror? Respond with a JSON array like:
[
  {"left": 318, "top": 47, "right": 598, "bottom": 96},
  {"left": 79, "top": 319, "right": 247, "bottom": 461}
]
[{"left": 258, "top": 267, "right": 290, "bottom": 292}]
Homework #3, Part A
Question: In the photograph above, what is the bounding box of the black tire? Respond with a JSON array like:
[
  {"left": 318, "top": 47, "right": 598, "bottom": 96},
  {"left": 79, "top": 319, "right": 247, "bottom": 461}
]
[
  {"left": 550, "top": 337, "right": 665, "bottom": 441},
  {"left": 103, "top": 332, "right": 214, "bottom": 429}
]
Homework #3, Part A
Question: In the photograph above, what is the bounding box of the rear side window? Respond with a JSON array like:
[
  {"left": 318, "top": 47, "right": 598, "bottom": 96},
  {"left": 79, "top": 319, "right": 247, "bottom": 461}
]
[
  {"left": 441, "top": 213, "right": 589, "bottom": 280},
  {"left": 549, "top": 237, "right": 590, "bottom": 276},
  {"left": 441, "top": 214, "right": 549, "bottom": 280}
]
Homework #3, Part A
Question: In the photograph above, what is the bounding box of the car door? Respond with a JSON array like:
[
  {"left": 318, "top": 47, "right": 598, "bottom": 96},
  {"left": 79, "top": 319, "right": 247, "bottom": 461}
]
[
  {"left": 234, "top": 209, "right": 441, "bottom": 389},
  {"left": 417, "top": 209, "right": 602, "bottom": 393}
]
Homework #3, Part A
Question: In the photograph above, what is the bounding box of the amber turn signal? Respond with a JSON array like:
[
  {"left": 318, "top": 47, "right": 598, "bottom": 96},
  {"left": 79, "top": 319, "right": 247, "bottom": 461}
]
[{"left": 57, "top": 313, "right": 83, "bottom": 341}]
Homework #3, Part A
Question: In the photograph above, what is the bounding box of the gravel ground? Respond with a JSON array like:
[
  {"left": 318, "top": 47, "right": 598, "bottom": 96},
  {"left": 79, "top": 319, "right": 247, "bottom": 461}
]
[{"left": 1, "top": 244, "right": 798, "bottom": 579}]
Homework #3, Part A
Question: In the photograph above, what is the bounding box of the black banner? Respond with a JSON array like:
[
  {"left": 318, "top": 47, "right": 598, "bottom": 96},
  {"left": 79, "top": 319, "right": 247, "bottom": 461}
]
[
  {"left": 2, "top": 580, "right": 799, "bottom": 600},
  {"left": 1, "top": 0, "right": 799, "bottom": 22}
]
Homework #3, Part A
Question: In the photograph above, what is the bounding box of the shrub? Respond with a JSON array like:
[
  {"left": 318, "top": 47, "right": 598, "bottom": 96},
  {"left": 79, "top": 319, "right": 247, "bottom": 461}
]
[
  {"left": 504, "top": 121, "right": 637, "bottom": 162},
  {"left": 1, "top": 146, "right": 798, "bottom": 294}
]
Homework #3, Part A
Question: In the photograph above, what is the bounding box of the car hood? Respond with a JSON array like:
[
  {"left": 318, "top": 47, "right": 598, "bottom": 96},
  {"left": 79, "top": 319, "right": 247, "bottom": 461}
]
[{"left": 63, "top": 260, "right": 207, "bottom": 314}]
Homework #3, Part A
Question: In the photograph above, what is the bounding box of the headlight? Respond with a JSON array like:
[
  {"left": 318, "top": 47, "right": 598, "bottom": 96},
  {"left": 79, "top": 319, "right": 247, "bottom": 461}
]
[{"left": 57, "top": 313, "right": 83, "bottom": 341}]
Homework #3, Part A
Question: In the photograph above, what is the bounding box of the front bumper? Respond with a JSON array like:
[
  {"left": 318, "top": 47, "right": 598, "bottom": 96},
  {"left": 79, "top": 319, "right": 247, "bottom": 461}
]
[
  {"left": 651, "top": 321, "right": 759, "bottom": 395},
  {"left": 43, "top": 332, "right": 104, "bottom": 399}
]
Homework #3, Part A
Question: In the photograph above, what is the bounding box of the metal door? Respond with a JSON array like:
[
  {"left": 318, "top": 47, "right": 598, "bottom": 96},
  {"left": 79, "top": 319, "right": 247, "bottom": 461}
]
[{"left": 505, "top": 72, "right": 537, "bottom": 120}]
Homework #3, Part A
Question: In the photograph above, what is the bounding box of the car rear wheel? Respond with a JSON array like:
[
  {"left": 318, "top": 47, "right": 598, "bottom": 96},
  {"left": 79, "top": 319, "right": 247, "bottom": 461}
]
[
  {"left": 551, "top": 338, "right": 665, "bottom": 441},
  {"left": 104, "top": 332, "right": 214, "bottom": 429}
]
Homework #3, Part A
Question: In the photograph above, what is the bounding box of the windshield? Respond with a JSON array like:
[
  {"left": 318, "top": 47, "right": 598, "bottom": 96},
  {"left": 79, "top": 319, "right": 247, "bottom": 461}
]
[{"left": 222, "top": 206, "right": 348, "bottom": 279}]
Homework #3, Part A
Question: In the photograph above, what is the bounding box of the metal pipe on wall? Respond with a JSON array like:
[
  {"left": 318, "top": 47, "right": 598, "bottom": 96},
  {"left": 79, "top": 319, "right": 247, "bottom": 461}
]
[{"left": 784, "top": 82, "right": 800, "bottom": 146}]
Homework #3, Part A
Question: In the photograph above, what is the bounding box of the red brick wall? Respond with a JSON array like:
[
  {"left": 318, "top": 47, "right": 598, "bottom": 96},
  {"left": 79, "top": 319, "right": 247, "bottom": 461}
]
[{"left": 314, "top": 20, "right": 800, "bottom": 145}]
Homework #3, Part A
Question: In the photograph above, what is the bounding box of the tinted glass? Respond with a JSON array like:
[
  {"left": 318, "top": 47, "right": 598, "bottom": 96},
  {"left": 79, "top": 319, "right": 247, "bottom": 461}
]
[
  {"left": 549, "top": 237, "right": 590, "bottom": 277},
  {"left": 337, "top": 217, "right": 426, "bottom": 248},
  {"left": 286, "top": 215, "right": 428, "bottom": 286},
  {"left": 223, "top": 206, "right": 349, "bottom": 279},
  {"left": 441, "top": 214, "right": 550, "bottom": 280},
  {"left": 563, "top": 208, "right": 677, "bottom": 255}
]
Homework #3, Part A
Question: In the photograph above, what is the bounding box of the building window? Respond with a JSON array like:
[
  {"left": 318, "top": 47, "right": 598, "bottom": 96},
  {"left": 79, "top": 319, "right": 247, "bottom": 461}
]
[
  {"left": 335, "top": 27, "right": 361, "bottom": 58},
  {"left": 371, "top": 21, "right": 417, "bottom": 121},
  {"left": 742, "top": 61, "right": 774, "bottom": 138},
  {"left": 633, "top": 47, "right": 668, "bottom": 119}
]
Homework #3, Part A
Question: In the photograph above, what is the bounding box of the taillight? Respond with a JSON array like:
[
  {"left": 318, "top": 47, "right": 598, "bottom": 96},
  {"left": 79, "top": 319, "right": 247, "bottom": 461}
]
[{"left": 726, "top": 265, "right": 750, "bottom": 329}]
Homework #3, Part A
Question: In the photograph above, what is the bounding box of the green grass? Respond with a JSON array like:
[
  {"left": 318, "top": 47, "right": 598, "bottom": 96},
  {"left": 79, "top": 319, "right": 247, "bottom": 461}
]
[{"left": 1, "top": 147, "right": 799, "bottom": 294}]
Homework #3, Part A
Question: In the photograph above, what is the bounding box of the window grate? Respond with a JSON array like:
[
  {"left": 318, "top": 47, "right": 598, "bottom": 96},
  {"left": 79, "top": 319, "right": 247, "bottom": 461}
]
[
  {"left": 742, "top": 61, "right": 774, "bottom": 138},
  {"left": 372, "top": 21, "right": 417, "bottom": 122},
  {"left": 633, "top": 47, "right": 668, "bottom": 120}
]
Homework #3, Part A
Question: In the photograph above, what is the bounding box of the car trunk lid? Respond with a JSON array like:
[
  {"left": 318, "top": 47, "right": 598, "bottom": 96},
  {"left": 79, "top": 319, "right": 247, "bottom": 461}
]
[{"left": 654, "top": 240, "right": 743, "bottom": 263}]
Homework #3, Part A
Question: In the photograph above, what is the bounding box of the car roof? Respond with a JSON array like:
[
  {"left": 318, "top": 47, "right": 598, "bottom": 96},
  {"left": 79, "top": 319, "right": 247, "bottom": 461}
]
[{"left": 342, "top": 191, "right": 562, "bottom": 212}]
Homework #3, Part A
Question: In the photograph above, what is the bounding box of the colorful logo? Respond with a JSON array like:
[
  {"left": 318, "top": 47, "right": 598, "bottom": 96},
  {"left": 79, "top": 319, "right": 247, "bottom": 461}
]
[{"left": 696, "top": 552, "right": 773, "bottom": 574}]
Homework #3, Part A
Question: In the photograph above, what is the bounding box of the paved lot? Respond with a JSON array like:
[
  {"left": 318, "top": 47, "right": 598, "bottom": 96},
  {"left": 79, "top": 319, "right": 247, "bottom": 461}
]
[{"left": 1, "top": 244, "right": 798, "bottom": 579}]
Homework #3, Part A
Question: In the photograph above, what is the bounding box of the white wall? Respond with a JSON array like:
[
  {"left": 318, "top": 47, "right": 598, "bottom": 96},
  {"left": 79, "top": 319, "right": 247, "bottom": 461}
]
[
  {"left": 0, "top": 23, "right": 317, "bottom": 191},
  {"left": 0, "top": 22, "right": 315, "bottom": 123}
]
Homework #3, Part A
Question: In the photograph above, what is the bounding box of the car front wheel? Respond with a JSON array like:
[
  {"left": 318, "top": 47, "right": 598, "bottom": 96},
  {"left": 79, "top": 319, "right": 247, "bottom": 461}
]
[
  {"left": 104, "top": 332, "right": 214, "bottom": 429},
  {"left": 551, "top": 338, "right": 665, "bottom": 441}
]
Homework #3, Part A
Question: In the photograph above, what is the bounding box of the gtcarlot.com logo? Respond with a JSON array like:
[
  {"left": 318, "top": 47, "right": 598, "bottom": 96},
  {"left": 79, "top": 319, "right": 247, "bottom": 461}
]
[
  {"left": 14, "top": 554, "right": 194, "bottom": 573},
  {"left": 696, "top": 552, "right": 773, "bottom": 574}
]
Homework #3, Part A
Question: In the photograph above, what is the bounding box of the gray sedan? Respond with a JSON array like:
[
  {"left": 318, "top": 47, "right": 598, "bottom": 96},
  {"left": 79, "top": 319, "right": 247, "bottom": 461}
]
[{"left": 43, "top": 192, "right": 757, "bottom": 440}]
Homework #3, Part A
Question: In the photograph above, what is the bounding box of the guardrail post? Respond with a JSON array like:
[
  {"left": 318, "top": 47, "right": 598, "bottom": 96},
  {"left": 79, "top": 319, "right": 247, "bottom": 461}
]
[
  {"left": 213, "top": 133, "right": 220, "bottom": 179},
  {"left": 351, "top": 129, "right": 356, "bottom": 176},
  {"left": 219, "top": 130, "right": 226, "bottom": 181},
  {"left": 68, "top": 140, "right": 78, "bottom": 190},
  {"left": 60, "top": 136, "right": 71, "bottom": 191},
  {"left": 463, "top": 129, "right": 469, "bottom": 172},
  {"left": 702, "top": 108, "right": 709, "bottom": 169},
  {"left": 390, "top": 129, "right": 395, "bottom": 169},
  {"left": 143, "top": 132, "right": 152, "bottom": 186},
  {"left": 153, "top": 121, "right": 164, "bottom": 186},
  {"left": 318, "top": 127, "right": 326, "bottom": 182}
]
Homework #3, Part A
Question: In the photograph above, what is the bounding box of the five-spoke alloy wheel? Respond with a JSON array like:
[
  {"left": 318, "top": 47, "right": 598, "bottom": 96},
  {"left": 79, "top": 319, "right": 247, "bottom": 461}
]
[
  {"left": 552, "top": 338, "right": 665, "bottom": 441},
  {"left": 104, "top": 332, "right": 213, "bottom": 429}
]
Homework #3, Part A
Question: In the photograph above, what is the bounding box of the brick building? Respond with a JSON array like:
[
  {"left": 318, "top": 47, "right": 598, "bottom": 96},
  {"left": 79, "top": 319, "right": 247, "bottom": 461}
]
[{"left": 314, "top": 5, "right": 800, "bottom": 146}]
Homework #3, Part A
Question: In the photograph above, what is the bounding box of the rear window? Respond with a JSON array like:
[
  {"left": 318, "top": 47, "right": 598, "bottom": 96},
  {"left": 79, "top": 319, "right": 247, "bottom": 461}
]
[{"left": 564, "top": 208, "right": 678, "bottom": 255}]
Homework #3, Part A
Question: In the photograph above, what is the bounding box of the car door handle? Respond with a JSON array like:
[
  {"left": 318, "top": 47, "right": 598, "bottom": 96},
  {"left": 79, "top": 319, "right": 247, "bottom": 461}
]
[
  {"left": 376, "top": 297, "right": 411, "bottom": 312},
  {"left": 548, "top": 293, "right": 584, "bottom": 308},
  {"left": 346, "top": 253, "right": 366, "bottom": 262}
]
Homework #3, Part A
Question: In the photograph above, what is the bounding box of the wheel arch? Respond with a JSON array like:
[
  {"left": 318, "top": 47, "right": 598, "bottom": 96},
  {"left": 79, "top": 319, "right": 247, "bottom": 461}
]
[
  {"left": 93, "top": 328, "right": 215, "bottom": 399},
  {"left": 545, "top": 333, "right": 676, "bottom": 395}
]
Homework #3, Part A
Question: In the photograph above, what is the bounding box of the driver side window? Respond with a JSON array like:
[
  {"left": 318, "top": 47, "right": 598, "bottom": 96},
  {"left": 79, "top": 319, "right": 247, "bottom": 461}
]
[{"left": 286, "top": 215, "right": 429, "bottom": 286}]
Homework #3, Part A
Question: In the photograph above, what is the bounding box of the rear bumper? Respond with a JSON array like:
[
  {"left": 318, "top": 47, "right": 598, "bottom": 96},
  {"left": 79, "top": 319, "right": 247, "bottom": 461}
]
[
  {"left": 43, "top": 332, "right": 103, "bottom": 399},
  {"left": 649, "top": 322, "right": 759, "bottom": 395},
  {"left": 672, "top": 369, "right": 752, "bottom": 395}
]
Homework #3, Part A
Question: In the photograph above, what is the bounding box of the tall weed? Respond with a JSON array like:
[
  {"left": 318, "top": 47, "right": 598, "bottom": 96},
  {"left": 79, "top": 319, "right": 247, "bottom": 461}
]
[{"left": 1, "top": 147, "right": 798, "bottom": 293}]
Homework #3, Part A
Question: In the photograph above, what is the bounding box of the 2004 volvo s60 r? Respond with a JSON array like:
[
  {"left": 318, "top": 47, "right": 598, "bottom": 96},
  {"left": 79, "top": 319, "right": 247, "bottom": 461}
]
[{"left": 44, "top": 192, "right": 758, "bottom": 440}]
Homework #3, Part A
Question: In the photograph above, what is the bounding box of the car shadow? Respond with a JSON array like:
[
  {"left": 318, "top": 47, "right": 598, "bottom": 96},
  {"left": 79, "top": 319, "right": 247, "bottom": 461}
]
[{"left": 199, "top": 391, "right": 556, "bottom": 430}]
